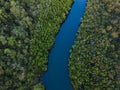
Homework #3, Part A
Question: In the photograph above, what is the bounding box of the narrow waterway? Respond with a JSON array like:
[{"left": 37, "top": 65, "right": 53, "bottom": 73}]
[{"left": 41, "top": 0, "right": 87, "bottom": 90}]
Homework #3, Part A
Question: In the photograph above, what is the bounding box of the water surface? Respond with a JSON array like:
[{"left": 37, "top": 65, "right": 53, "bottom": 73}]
[{"left": 41, "top": 0, "right": 87, "bottom": 90}]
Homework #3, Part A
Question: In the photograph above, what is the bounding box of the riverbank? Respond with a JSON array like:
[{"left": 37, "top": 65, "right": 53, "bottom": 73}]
[
  {"left": 31, "top": 0, "right": 73, "bottom": 89},
  {"left": 41, "top": 0, "right": 87, "bottom": 90},
  {"left": 69, "top": 0, "right": 120, "bottom": 89},
  {"left": 0, "top": 0, "right": 73, "bottom": 89}
]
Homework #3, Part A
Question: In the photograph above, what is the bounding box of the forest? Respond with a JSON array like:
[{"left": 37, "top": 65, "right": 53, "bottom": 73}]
[
  {"left": 69, "top": 0, "right": 120, "bottom": 90},
  {"left": 1, "top": 0, "right": 120, "bottom": 90},
  {"left": 0, "top": 0, "right": 73, "bottom": 89}
]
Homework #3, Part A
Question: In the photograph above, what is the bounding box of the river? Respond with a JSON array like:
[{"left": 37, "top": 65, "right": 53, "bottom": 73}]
[{"left": 41, "top": 0, "right": 87, "bottom": 90}]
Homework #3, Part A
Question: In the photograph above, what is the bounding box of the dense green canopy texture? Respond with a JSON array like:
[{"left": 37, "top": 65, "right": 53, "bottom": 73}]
[
  {"left": 0, "top": 0, "right": 73, "bottom": 89},
  {"left": 69, "top": 0, "right": 120, "bottom": 90}
]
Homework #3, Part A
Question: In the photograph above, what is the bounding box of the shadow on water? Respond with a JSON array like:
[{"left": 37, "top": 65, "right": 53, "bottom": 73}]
[{"left": 41, "top": 0, "right": 87, "bottom": 90}]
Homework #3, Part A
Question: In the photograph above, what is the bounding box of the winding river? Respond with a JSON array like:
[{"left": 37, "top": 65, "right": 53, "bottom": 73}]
[{"left": 41, "top": 0, "right": 87, "bottom": 90}]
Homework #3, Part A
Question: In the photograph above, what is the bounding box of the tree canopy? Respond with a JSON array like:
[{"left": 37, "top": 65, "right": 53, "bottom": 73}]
[
  {"left": 0, "top": 0, "right": 73, "bottom": 89},
  {"left": 69, "top": 0, "right": 120, "bottom": 90}
]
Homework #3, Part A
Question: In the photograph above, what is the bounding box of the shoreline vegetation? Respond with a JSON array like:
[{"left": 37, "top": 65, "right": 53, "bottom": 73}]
[
  {"left": 69, "top": 0, "right": 120, "bottom": 90},
  {"left": 0, "top": 0, "right": 73, "bottom": 89}
]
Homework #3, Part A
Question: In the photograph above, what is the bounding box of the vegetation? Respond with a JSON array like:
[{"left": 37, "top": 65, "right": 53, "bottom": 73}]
[
  {"left": 0, "top": 0, "right": 73, "bottom": 89},
  {"left": 69, "top": 0, "right": 120, "bottom": 90}
]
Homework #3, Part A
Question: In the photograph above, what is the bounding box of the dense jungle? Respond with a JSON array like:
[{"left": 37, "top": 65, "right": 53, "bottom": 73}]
[
  {"left": 0, "top": 0, "right": 73, "bottom": 89},
  {"left": 69, "top": 0, "right": 120, "bottom": 90},
  {"left": 0, "top": 0, "right": 120, "bottom": 90}
]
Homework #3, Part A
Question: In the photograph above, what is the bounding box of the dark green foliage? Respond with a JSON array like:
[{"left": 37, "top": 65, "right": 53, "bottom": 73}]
[
  {"left": 0, "top": 0, "right": 73, "bottom": 89},
  {"left": 69, "top": 0, "right": 120, "bottom": 90}
]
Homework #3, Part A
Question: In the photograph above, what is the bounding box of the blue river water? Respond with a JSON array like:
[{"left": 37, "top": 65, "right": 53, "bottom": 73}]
[{"left": 41, "top": 0, "right": 87, "bottom": 90}]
